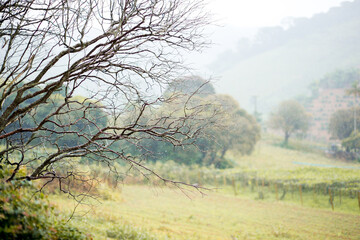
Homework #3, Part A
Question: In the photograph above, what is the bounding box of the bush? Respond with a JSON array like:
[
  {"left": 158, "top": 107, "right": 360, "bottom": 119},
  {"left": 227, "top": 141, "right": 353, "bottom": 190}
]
[
  {"left": 0, "top": 167, "right": 90, "bottom": 240},
  {"left": 106, "top": 224, "right": 157, "bottom": 240}
]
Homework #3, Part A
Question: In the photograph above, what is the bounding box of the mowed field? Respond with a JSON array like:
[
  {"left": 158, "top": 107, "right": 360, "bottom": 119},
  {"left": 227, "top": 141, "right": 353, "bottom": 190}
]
[
  {"left": 51, "top": 140, "right": 360, "bottom": 239},
  {"left": 52, "top": 184, "right": 360, "bottom": 240}
]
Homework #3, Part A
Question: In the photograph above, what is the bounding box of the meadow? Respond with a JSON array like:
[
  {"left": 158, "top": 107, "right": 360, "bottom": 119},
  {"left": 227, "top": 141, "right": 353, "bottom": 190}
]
[{"left": 49, "top": 138, "right": 360, "bottom": 240}]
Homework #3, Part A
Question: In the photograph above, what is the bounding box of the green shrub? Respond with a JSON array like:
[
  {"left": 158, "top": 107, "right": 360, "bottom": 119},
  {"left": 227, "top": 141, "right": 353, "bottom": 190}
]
[
  {"left": 106, "top": 224, "right": 157, "bottom": 240},
  {"left": 0, "top": 167, "right": 90, "bottom": 240}
]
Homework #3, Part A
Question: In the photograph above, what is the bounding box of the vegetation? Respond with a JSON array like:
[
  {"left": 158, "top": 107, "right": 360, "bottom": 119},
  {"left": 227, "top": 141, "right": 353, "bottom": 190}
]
[
  {"left": 0, "top": 167, "right": 89, "bottom": 240},
  {"left": 268, "top": 100, "right": 309, "bottom": 145},
  {"left": 165, "top": 76, "right": 216, "bottom": 96},
  {"left": 313, "top": 68, "right": 360, "bottom": 91},
  {"left": 193, "top": 94, "right": 260, "bottom": 168},
  {"left": 127, "top": 80, "right": 260, "bottom": 169},
  {"left": 346, "top": 81, "right": 360, "bottom": 133},
  {"left": 0, "top": 0, "right": 215, "bottom": 193},
  {"left": 0, "top": 1, "right": 222, "bottom": 237},
  {"left": 342, "top": 131, "right": 360, "bottom": 153},
  {"left": 106, "top": 225, "right": 157, "bottom": 240},
  {"left": 299, "top": 68, "right": 360, "bottom": 106},
  {"left": 51, "top": 184, "right": 360, "bottom": 240},
  {"left": 1, "top": 1, "right": 359, "bottom": 239},
  {"left": 329, "top": 107, "right": 360, "bottom": 155},
  {"left": 48, "top": 140, "right": 360, "bottom": 239},
  {"left": 329, "top": 108, "right": 360, "bottom": 140},
  {"left": 211, "top": 0, "right": 360, "bottom": 112}
]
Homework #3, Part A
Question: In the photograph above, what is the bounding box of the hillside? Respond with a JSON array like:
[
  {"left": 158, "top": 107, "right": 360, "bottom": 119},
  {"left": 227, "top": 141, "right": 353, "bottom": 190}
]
[{"left": 213, "top": 0, "right": 360, "bottom": 113}]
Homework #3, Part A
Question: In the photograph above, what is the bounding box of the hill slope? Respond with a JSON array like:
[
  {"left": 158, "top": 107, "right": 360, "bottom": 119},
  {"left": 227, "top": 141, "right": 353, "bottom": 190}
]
[{"left": 214, "top": 0, "right": 360, "bottom": 113}]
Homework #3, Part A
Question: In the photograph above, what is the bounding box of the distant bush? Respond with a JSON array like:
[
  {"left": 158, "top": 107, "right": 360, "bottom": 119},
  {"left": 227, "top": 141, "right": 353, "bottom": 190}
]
[
  {"left": 0, "top": 167, "right": 90, "bottom": 240},
  {"left": 106, "top": 224, "right": 157, "bottom": 240}
]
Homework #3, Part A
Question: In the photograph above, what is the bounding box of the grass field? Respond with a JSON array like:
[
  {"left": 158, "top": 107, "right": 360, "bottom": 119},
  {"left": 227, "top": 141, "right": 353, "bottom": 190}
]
[
  {"left": 50, "top": 139, "right": 360, "bottom": 239},
  {"left": 51, "top": 184, "right": 360, "bottom": 240},
  {"left": 234, "top": 137, "right": 359, "bottom": 170}
]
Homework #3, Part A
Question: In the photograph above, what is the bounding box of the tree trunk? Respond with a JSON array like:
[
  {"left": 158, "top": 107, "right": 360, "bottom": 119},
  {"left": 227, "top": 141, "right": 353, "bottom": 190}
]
[
  {"left": 284, "top": 132, "right": 290, "bottom": 146},
  {"left": 220, "top": 147, "right": 228, "bottom": 160}
]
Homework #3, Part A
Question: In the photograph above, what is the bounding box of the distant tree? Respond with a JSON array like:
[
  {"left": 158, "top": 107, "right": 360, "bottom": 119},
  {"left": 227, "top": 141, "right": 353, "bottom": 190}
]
[
  {"left": 165, "top": 76, "right": 216, "bottom": 96},
  {"left": 318, "top": 69, "right": 360, "bottom": 89},
  {"left": 196, "top": 94, "right": 260, "bottom": 168},
  {"left": 341, "top": 131, "right": 360, "bottom": 153},
  {"left": 329, "top": 107, "right": 360, "bottom": 140},
  {"left": 346, "top": 81, "right": 360, "bottom": 132},
  {"left": 268, "top": 100, "right": 309, "bottom": 145},
  {"left": 129, "top": 94, "right": 261, "bottom": 168},
  {"left": 330, "top": 107, "right": 360, "bottom": 154}
]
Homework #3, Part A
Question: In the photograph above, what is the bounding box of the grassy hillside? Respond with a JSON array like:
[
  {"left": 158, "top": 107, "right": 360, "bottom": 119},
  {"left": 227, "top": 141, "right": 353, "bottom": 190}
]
[
  {"left": 234, "top": 136, "right": 359, "bottom": 170},
  {"left": 215, "top": 4, "right": 360, "bottom": 113}
]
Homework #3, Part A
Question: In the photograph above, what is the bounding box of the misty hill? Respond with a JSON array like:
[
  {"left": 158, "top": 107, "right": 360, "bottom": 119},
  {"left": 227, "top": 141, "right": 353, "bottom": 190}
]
[{"left": 213, "top": 0, "right": 360, "bottom": 114}]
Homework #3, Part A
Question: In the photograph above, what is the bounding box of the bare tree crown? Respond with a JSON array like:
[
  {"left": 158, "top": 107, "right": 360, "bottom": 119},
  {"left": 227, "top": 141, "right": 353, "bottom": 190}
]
[{"left": 0, "top": 0, "right": 214, "bottom": 190}]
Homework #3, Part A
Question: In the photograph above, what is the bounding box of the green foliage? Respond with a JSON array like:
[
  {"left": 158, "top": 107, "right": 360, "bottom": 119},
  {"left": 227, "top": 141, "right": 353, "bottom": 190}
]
[
  {"left": 318, "top": 68, "right": 360, "bottom": 90},
  {"left": 106, "top": 224, "right": 157, "bottom": 240},
  {"left": 4, "top": 94, "right": 108, "bottom": 148},
  {"left": 191, "top": 94, "right": 260, "bottom": 167},
  {"left": 245, "top": 167, "right": 360, "bottom": 189},
  {"left": 126, "top": 93, "right": 260, "bottom": 169},
  {"left": 341, "top": 130, "right": 360, "bottom": 153},
  {"left": 165, "top": 75, "right": 215, "bottom": 96},
  {"left": 0, "top": 168, "right": 90, "bottom": 240},
  {"left": 329, "top": 107, "right": 360, "bottom": 140},
  {"left": 268, "top": 100, "right": 309, "bottom": 145}
]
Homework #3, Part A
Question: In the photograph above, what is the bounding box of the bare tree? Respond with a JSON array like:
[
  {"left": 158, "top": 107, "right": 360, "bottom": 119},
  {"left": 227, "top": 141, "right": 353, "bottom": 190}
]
[{"left": 0, "top": 0, "right": 215, "bottom": 195}]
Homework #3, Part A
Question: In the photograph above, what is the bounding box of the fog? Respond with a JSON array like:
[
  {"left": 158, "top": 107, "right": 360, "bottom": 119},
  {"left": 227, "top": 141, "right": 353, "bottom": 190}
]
[
  {"left": 2, "top": 1, "right": 360, "bottom": 239},
  {"left": 186, "top": 0, "right": 352, "bottom": 113}
]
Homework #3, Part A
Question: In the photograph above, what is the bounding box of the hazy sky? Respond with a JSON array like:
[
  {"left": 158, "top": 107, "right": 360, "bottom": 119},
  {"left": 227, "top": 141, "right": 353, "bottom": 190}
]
[
  {"left": 188, "top": 0, "right": 350, "bottom": 76},
  {"left": 184, "top": 0, "right": 353, "bottom": 112},
  {"left": 208, "top": 0, "right": 347, "bottom": 28}
]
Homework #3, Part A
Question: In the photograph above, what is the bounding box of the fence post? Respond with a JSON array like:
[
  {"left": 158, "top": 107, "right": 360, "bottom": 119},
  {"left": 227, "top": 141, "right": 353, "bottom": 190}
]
[
  {"left": 339, "top": 188, "right": 342, "bottom": 205},
  {"left": 299, "top": 185, "right": 303, "bottom": 206},
  {"left": 232, "top": 176, "right": 237, "bottom": 196},
  {"left": 329, "top": 187, "right": 334, "bottom": 211},
  {"left": 313, "top": 185, "right": 316, "bottom": 201},
  {"left": 214, "top": 175, "right": 218, "bottom": 191}
]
